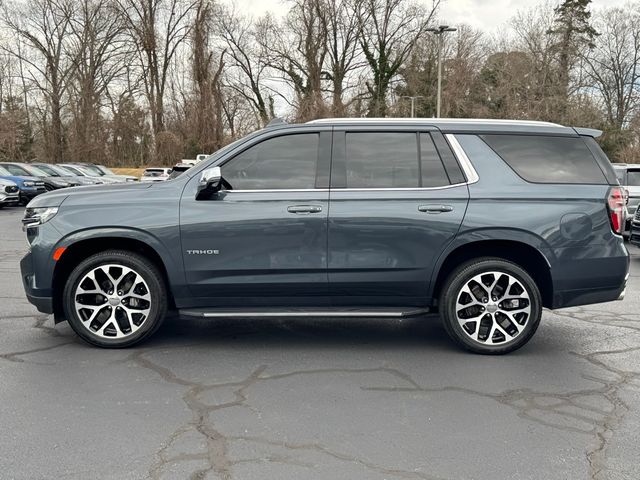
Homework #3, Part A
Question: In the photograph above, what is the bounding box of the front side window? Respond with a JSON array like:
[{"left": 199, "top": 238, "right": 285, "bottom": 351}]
[{"left": 222, "top": 133, "right": 319, "bottom": 190}]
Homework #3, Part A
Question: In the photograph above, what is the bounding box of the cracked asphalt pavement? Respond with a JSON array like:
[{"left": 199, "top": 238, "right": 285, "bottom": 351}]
[{"left": 1, "top": 207, "right": 640, "bottom": 480}]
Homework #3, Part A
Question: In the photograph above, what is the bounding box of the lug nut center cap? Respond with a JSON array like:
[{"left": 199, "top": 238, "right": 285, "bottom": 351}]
[
  {"left": 486, "top": 303, "right": 498, "bottom": 313},
  {"left": 108, "top": 297, "right": 121, "bottom": 306}
]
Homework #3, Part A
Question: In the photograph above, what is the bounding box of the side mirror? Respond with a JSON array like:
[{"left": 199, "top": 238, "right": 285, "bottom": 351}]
[{"left": 196, "top": 167, "right": 222, "bottom": 199}]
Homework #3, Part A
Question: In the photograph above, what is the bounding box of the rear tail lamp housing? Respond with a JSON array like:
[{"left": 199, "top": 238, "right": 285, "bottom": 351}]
[{"left": 607, "top": 187, "right": 625, "bottom": 235}]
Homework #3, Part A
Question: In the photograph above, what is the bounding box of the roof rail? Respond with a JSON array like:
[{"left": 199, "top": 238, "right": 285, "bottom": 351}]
[
  {"left": 306, "top": 117, "right": 564, "bottom": 127},
  {"left": 266, "top": 117, "right": 287, "bottom": 127}
]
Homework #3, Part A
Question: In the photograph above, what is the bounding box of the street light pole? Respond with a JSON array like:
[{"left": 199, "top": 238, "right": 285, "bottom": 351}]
[
  {"left": 401, "top": 96, "right": 424, "bottom": 117},
  {"left": 426, "top": 25, "right": 457, "bottom": 118}
]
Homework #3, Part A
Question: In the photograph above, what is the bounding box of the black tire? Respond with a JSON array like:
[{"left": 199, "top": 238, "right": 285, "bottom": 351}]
[
  {"left": 439, "top": 257, "right": 542, "bottom": 355},
  {"left": 63, "top": 250, "right": 167, "bottom": 348}
]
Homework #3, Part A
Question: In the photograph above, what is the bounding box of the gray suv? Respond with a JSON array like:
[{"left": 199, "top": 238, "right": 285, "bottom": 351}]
[{"left": 19, "top": 119, "right": 629, "bottom": 354}]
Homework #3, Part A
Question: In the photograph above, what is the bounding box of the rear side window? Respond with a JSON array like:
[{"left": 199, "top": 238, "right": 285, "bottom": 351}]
[
  {"left": 344, "top": 132, "right": 451, "bottom": 188},
  {"left": 481, "top": 134, "right": 607, "bottom": 184}
]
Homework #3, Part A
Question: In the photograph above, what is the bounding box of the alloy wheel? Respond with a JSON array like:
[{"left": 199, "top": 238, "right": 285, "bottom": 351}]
[
  {"left": 455, "top": 271, "right": 531, "bottom": 346},
  {"left": 73, "top": 264, "right": 152, "bottom": 339}
]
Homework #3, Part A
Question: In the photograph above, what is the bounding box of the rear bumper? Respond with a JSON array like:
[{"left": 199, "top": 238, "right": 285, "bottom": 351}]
[
  {"left": 549, "top": 243, "right": 629, "bottom": 309},
  {"left": 20, "top": 251, "right": 54, "bottom": 314}
]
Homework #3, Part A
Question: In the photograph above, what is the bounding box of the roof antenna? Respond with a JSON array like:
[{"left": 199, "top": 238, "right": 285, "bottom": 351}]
[{"left": 266, "top": 117, "right": 287, "bottom": 127}]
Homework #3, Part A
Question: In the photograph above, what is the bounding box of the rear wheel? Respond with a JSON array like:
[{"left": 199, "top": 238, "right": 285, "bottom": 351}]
[
  {"left": 439, "top": 257, "right": 542, "bottom": 354},
  {"left": 63, "top": 250, "right": 167, "bottom": 348}
]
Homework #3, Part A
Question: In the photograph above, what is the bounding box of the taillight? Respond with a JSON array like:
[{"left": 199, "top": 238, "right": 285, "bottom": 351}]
[{"left": 607, "top": 186, "right": 625, "bottom": 235}]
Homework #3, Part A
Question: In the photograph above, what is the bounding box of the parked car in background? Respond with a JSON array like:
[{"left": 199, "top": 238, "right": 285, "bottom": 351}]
[
  {"left": 59, "top": 164, "right": 118, "bottom": 184},
  {"left": 167, "top": 163, "right": 192, "bottom": 179},
  {"left": 0, "top": 178, "right": 19, "bottom": 208},
  {"left": 0, "top": 165, "right": 46, "bottom": 205},
  {"left": 20, "top": 118, "right": 628, "bottom": 354},
  {"left": 140, "top": 167, "right": 172, "bottom": 183},
  {"left": 33, "top": 163, "right": 102, "bottom": 186},
  {"left": 74, "top": 163, "right": 138, "bottom": 183},
  {"left": 612, "top": 163, "right": 640, "bottom": 237},
  {"left": 0, "top": 162, "right": 71, "bottom": 191}
]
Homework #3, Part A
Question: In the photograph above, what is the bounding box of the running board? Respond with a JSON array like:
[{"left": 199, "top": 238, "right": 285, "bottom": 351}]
[{"left": 179, "top": 307, "right": 430, "bottom": 319}]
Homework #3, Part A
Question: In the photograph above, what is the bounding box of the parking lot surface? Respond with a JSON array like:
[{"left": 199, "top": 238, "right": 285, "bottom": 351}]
[{"left": 1, "top": 206, "right": 640, "bottom": 480}]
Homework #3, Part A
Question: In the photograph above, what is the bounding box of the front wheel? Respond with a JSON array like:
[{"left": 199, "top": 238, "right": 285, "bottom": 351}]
[
  {"left": 63, "top": 250, "right": 167, "bottom": 348},
  {"left": 439, "top": 257, "right": 542, "bottom": 355}
]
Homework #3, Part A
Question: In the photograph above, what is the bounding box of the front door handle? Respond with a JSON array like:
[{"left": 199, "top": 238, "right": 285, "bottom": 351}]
[
  {"left": 287, "top": 205, "right": 323, "bottom": 214},
  {"left": 418, "top": 204, "right": 454, "bottom": 214}
]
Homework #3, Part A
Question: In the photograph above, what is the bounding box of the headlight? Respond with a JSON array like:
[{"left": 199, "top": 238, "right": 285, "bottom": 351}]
[
  {"left": 23, "top": 181, "right": 35, "bottom": 187},
  {"left": 51, "top": 180, "right": 70, "bottom": 187},
  {"left": 22, "top": 207, "right": 59, "bottom": 229}
]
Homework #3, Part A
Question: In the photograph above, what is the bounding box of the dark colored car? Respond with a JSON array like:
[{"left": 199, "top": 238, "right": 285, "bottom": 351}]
[
  {"left": 0, "top": 164, "right": 46, "bottom": 205},
  {"left": 32, "top": 163, "right": 102, "bottom": 186},
  {"left": 0, "top": 162, "right": 71, "bottom": 191},
  {"left": 20, "top": 118, "right": 629, "bottom": 354}
]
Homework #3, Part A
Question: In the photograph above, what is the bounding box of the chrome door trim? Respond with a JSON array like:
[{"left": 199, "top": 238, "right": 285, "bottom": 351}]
[{"left": 445, "top": 134, "right": 479, "bottom": 184}]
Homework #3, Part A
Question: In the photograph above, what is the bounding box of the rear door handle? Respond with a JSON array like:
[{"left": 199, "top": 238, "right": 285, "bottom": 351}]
[
  {"left": 287, "top": 205, "right": 323, "bottom": 214},
  {"left": 418, "top": 204, "right": 453, "bottom": 214}
]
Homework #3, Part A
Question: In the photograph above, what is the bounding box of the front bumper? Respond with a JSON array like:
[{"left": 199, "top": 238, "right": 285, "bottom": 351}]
[
  {"left": 0, "top": 193, "right": 19, "bottom": 206},
  {"left": 20, "top": 187, "right": 46, "bottom": 203},
  {"left": 20, "top": 250, "right": 54, "bottom": 314}
]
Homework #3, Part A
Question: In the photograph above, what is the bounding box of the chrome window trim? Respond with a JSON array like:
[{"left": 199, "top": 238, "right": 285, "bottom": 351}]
[
  {"left": 337, "top": 183, "right": 468, "bottom": 192},
  {"left": 446, "top": 134, "right": 479, "bottom": 184},
  {"left": 224, "top": 188, "right": 329, "bottom": 193}
]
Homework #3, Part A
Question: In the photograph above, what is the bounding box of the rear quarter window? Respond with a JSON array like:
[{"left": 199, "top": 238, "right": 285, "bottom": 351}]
[{"left": 480, "top": 134, "right": 607, "bottom": 184}]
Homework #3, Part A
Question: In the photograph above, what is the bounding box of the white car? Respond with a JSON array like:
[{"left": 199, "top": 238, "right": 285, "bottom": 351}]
[{"left": 140, "top": 167, "right": 172, "bottom": 183}]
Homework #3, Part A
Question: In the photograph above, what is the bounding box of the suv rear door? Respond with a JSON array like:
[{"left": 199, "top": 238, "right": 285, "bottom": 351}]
[
  {"left": 180, "top": 127, "right": 331, "bottom": 305},
  {"left": 327, "top": 126, "right": 471, "bottom": 305}
]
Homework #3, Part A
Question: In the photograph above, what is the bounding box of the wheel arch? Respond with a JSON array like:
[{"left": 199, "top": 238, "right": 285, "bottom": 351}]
[
  {"left": 52, "top": 232, "right": 179, "bottom": 321},
  {"left": 431, "top": 238, "right": 554, "bottom": 309}
]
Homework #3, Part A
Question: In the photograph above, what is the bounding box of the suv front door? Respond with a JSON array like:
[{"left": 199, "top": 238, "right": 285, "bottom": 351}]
[
  {"left": 180, "top": 128, "right": 331, "bottom": 306},
  {"left": 328, "top": 127, "right": 471, "bottom": 306}
]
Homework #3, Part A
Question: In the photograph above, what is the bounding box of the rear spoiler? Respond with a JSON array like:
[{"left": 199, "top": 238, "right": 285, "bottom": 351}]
[{"left": 573, "top": 127, "right": 603, "bottom": 138}]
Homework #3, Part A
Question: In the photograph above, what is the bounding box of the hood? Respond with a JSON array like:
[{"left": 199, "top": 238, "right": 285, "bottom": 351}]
[
  {"left": 0, "top": 177, "right": 17, "bottom": 187},
  {"left": 0, "top": 174, "right": 43, "bottom": 185},
  {"left": 28, "top": 181, "right": 153, "bottom": 208}
]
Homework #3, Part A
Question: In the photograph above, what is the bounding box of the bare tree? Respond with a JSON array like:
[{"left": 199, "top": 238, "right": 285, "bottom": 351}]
[
  {"left": 67, "top": 0, "right": 128, "bottom": 163},
  {"left": 117, "top": 0, "right": 197, "bottom": 139},
  {"left": 356, "top": 0, "right": 439, "bottom": 117},
  {"left": 324, "top": 0, "right": 364, "bottom": 115},
  {"left": 215, "top": 5, "right": 273, "bottom": 127},
  {"left": 257, "top": 0, "right": 329, "bottom": 121},
  {"left": 191, "top": 0, "right": 225, "bottom": 152},
  {"left": 2, "top": 0, "right": 76, "bottom": 162},
  {"left": 583, "top": 7, "right": 640, "bottom": 129}
]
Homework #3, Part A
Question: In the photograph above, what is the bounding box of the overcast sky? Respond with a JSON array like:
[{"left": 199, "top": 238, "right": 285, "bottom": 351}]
[{"left": 236, "top": 0, "right": 629, "bottom": 33}]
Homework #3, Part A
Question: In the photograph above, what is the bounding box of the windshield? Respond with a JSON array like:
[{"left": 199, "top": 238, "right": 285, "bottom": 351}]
[
  {"left": 627, "top": 170, "right": 640, "bottom": 186},
  {"left": 34, "top": 165, "right": 59, "bottom": 177},
  {"left": 96, "top": 165, "right": 115, "bottom": 175},
  {"left": 21, "top": 164, "right": 49, "bottom": 177},
  {"left": 61, "top": 165, "right": 84, "bottom": 176},
  {"left": 79, "top": 164, "right": 105, "bottom": 176},
  {"left": 0, "top": 165, "right": 11, "bottom": 176},
  {"left": 50, "top": 165, "right": 76, "bottom": 176}
]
